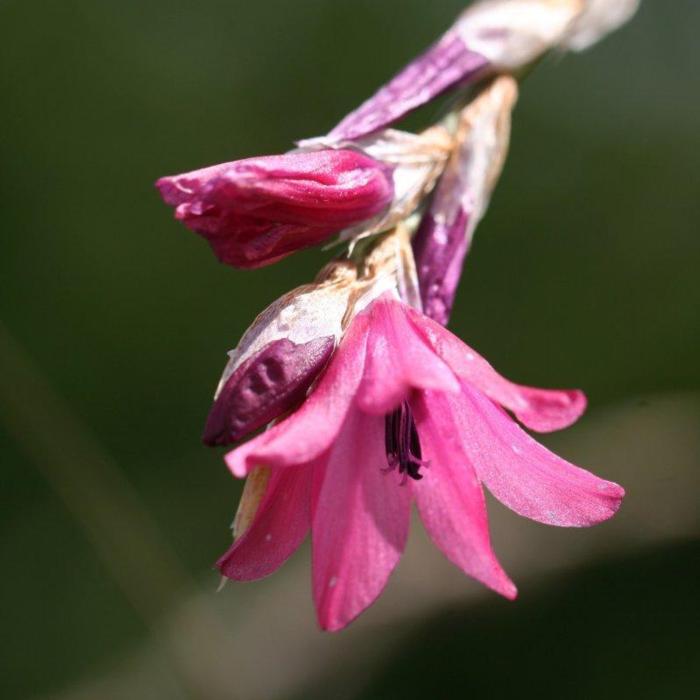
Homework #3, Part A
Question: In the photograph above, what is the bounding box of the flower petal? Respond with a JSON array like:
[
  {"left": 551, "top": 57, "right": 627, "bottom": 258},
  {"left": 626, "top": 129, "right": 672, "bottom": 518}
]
[
  {"left": 407, "top": 307, "right": 586, "bottom": 432},
  {"left": 225, "top": 313, "right": 369, "bottom": 477},
  {"left": 312, "top": 409, "right": 411, "bottom": 632},
  {"left": 453, "top": 383, "right": 624, "bottom": 527},
  {"left": 357, "top": 297, "right": 460, "bottom": 415},
  {"left": 217, "top": 464, "right": 313, "bottom": 581},
  {"left": 411, "top": 391, "right": 516, "bottom": 599}
]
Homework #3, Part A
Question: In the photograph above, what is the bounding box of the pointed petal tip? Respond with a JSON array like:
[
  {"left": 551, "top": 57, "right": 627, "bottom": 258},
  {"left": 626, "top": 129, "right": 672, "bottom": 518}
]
[
  {"left": 470, "top": 561, "right": 518, "bottom": 602},
  {"left": 600, "top": 479, "right": 626, "bottom": 515},
  {"left": 215, "top": 555, "right": 235, "bottom": 579},
  {"left": 529, "top": 477, "right": 625, "bottom": 529},
  {"left": 215, "top": 547, "right": 240, "bottom": 577},
  {"left": 317, "top": 612, "right": 355, "bottom": 633},
  {"left": 516, "top": 388, "right": 588, "bottom": 433},
  {"left": 215, "top": 551, "right": 266, "bottom": 582},
  {"left": 468, "top": 561, "right": 517, "bottom": 601},
  {"left": 215, "top": 555, "right": 258, "bottom": 583},
  {"left": 569, "top": 477, "right": 625, "bottom": 527},
  {"left": 501, "top": 579, "right": 518, "bottom": 601}
]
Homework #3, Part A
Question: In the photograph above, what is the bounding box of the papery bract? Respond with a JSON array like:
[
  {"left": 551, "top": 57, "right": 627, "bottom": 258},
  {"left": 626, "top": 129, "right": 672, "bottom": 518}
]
[
  {"left": 413, "top": 77, "right": 517, "bottom": 325},
  {"left": 327, "top": 0, "right": 638, "bottom": 143},
  {"left": 157, "top": 149, "right": 393, "bottom": 268},
  {"left": 327, "top": 0, "right": 577, "bottom": 142},
  {"left": 218, "top": 295, "right": 622, "bottom": 631}
]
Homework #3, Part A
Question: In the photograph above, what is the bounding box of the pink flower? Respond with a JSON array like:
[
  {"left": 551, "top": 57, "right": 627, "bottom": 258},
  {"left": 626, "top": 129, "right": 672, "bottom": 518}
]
[
  {"left": 156, "top": 149, "right": 394, "bottom": 268},
  {"left": 218, "top": 295, "right": 623, "bottom": 631}
]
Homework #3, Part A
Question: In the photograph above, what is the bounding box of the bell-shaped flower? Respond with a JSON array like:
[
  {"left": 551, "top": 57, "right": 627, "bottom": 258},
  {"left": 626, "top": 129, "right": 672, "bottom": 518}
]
[{"left": 218, "top": 289, "right": 622, "bottom": 631}]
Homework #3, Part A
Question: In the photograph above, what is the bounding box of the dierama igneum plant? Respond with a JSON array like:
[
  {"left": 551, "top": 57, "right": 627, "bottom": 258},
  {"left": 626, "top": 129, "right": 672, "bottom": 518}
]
[{"left": 158, "top": 0, "right": 639, "bottom": 632}]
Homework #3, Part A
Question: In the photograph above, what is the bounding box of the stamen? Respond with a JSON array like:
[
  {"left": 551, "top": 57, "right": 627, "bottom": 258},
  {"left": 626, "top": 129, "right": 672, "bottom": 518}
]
[{"left": 383, "top": 402, "right": 426, "bottom": 482}]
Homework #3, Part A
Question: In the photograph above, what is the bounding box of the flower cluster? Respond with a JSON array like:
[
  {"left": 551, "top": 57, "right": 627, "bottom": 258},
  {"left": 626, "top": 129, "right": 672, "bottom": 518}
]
[{"left": 158, "top": 0, "right": 638, "bottom": 631}]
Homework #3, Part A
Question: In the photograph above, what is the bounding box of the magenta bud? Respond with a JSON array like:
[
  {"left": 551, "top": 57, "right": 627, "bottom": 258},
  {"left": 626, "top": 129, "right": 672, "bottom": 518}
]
[
  {"left": 203, "top": 336, "right": 335, "bottom": 446},
  {"left": 157, "top": 149, "right": 393, "bottom": 269},
  {"left": 328, "top": 32, "right": 488, "bottom": 142}
]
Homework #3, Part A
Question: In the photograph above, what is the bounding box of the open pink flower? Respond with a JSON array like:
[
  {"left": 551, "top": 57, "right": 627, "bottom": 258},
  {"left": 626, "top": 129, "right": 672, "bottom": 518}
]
[
  {"left": 218, "top": 294, "right": 623, "bottom": 631},
  {"left": 156, "top": 149, "right": 393, "bottom": 268}
]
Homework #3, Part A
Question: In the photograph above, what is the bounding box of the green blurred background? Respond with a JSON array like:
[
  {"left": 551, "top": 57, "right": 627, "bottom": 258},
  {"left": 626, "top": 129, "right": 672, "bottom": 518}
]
[{"left": 1, "top": 1, "right": 698, "bottom": 698}]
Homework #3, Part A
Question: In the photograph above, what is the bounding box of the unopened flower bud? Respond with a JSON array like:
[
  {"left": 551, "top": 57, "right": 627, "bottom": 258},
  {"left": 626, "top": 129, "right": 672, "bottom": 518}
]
[
  {"left": 156, "top": 150, "right": 393, "bottom": 269},
  {"left": 413, "top": 76, "right": 518, "bottom": 325},
  {"left": 203, "top": 261, "right": 357, "bottom": 445},
  {"left": 203, "top": 336, "right": 336, "bottom": 446}
]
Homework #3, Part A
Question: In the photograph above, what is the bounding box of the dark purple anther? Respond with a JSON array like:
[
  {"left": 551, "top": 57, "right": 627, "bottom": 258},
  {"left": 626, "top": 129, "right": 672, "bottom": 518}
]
[
  {"left": 328, "top": 32, "right": 488, "bottom": 142},
  {"left": 384, "top": 401, "right": 426, "bottom": 482},
  {"left": 203, "top": 336, "right": 335, "bottom": 446},
  {"left": 412, "top": 208, "right": 471, "bottom": 326}
]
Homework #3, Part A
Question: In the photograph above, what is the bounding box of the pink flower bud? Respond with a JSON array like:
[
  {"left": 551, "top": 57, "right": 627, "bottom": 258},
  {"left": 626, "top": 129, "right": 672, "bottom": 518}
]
[
  {"left": 203, "top": 260, "right": 358, "bottom": 445},
  {"left": 203, "top": 336, "right": 335, "bottom": 446},
  {"left": 156, "top": 149, "right": 394, "bottom": 268}
]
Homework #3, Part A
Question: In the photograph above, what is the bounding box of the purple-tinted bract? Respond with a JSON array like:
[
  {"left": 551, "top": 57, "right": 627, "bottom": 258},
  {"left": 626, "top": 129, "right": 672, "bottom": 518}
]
[
  {"left": 328, "top": 32, "right": 488, "bottom": 142},
  {"left": 412, "top": 208, "right": 471, "bottom": 326}
]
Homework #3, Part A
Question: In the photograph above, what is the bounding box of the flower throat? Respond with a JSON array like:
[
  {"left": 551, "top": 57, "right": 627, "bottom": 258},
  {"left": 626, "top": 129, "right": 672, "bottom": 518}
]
[{"left": 384, "top": 402, "right": 425, "bottom": 481}]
